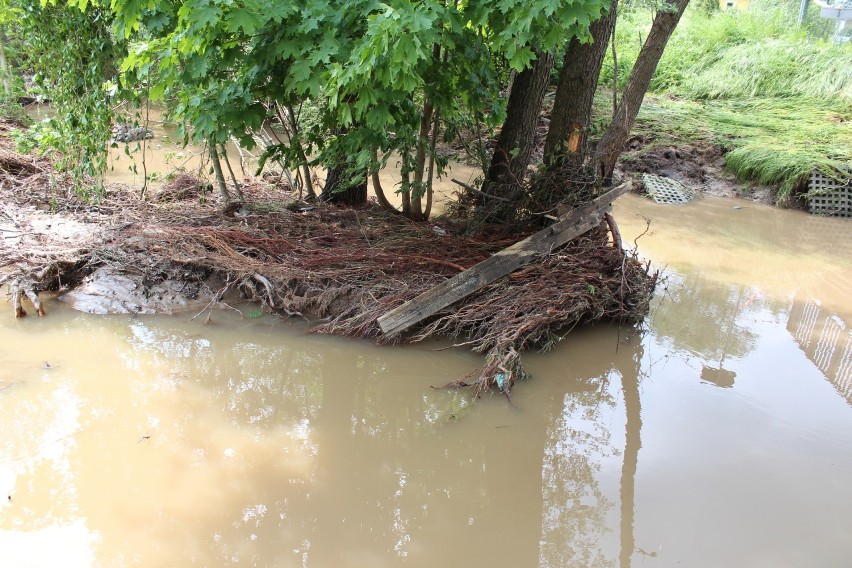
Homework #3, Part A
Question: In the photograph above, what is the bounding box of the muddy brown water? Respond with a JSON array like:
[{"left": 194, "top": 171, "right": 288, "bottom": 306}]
[
  {"left": 3, "top": 185, "right": 852, "bottom": 565},
  {"left": 25, "top": 105, "right": 483, "bottom": 215}
]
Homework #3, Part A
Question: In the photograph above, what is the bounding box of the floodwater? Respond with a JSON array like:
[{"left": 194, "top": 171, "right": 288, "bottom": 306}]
[
  {"left": 2, "top": 194, "right": 852, "bottom": 567},
  {"left": 26, "top": 105, "right": 227, "bottom": 187},
  {"left": 27, "top": 105, "right": 483, "bottom": 213}
]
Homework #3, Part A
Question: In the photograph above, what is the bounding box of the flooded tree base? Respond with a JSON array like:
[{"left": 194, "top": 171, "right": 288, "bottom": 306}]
[{"left": 0, "top": 123, "right": 657, "bottom": 395}]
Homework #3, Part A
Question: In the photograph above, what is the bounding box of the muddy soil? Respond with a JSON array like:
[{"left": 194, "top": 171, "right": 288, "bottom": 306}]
[
  {"left": 0, "top": 197, "right": 219, "bottom": 315},
  {"left": 616, "top": 140, "right": 779, "bottom": 205}
]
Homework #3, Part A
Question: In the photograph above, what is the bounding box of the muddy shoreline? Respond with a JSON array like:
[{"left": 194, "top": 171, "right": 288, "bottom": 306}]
[{"left": 616, "top": 141, "right": 780, "bottom": 206}]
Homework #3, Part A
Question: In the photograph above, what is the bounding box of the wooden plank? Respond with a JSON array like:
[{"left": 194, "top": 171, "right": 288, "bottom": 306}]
[{"left": 377, "top": 181, "right": 631, "bottom": 337}]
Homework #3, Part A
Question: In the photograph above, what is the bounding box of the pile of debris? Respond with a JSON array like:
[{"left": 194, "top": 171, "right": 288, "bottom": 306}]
[
  {"left": 0, "top": 120, "right": 657, "bottom": 396},
  {"left": 112, "top": 123, "right": 154, "bottom": 143}
]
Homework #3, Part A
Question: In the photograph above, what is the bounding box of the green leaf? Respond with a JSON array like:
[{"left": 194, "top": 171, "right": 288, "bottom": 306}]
[{"left": 225, "top": 7, "right": 263, "bottom": 35}]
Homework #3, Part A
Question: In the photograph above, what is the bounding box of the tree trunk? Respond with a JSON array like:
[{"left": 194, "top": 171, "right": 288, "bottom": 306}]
[
  {"left": 284, "top": 104, "right": 316, "bottom": 199},
  {"left": 594, "top": 0, "right": 690, "bottom": 185},
  {"left": 209, "top": 143, "right": 231, "bottom": 204},
  {"left": 371, "top": 169, "right": 400, "bottom": 214},
  {"left": 220, "top": 143, "right": 245, "bottom": 201},
  {"left": 410, "top": 97, "right": 435, "bottom": 221},
  {"left": 400, "top": 161, "right": 412, "bottom": 216},
  {"left": 321, "top": 160, "right": 367, "bottom": 206},
  {"left": 543, "top": 0, "right": 619, "bottom": 166},
  {"left": 409, "top": 44, "right": 441, "bottom": 221},
  {"left": 482, "top": 51, "right": 555, "bottom": 206},
  {"left": 423, "top": 108, "right": 440, "bottom": 220},
  {"left": 0, "top": 29, "right": 12, "bottom": 100}
]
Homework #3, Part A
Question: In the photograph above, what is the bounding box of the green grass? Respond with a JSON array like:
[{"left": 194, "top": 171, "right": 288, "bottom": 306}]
[
  {"left": 671, "top": 39, "right": 852, "bottom": 100},
  {"left": 605, "top": 3, "right": 852, "bottom": 100},
  {"left": 595, "top": 2, "right": 852, "bottom": 204},
  {"left": 601, "top": 94, "right": 852, "bottom": 204}
]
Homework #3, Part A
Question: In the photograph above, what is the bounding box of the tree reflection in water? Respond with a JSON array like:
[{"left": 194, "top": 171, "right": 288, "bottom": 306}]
[
  {"left": 652, "top": 272, "right": 788, "bottom": 389},
  {"left": 618, "top": 346, "right": 642, "bottom": 568},
  {"left": 654, "top": 274, "right": 759, "bottom": 362},
  {"left": 538, "top": 331, "right": 644, "bottom": 567},
  {"left": 6, "top": 290, "right": 852, "bottom": 567}
]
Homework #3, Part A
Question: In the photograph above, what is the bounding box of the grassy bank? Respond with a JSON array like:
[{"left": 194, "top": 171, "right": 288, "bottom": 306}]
[
  {"left": 600, "top": 1, "right": 852, "bottom": 204},
  {"left": 602, "top": 94, "right": 852, "bottom": 202},
  {"left": 605, "top": 0, "right": 852, "bottom": 99}
]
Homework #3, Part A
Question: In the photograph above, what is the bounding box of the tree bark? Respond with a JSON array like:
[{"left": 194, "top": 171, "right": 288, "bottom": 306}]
[
  {"left": 409, "top": 44, "right": 441, "bottom": 221},
  {"left": 400, "top": 161, "right": 412, "bottom": 216},
  {"left": 321, "top": 160, "right": 367, "bottom": 206},
  {"left": 0, "top": 29, "right": 12, "bottom": 99},
  {"left": 220, "top": 143, "right": 245, "bottom": 201},
  {"left": 543, "top": 0, "right": 619, "bottom": 166},
  {"left": 209, "top": 143, "right": 231, "bottom": 204},
  {"left": 370, "top": 148, "right": 401, "bottom": 214},
  {"left": 594, "top": 0, "right": 690, "bottom": 185},
  {"left": 283, "top": 104, "right": 316, "bottom": 199},
  {"left": 410, "top": 97, "right": 435, "bottom": 221},
  {"left": 371, "top": 169, "right": 400, "bottom": 214},
  {"left": 423, "top": 108, "right": 440, "bottom": 220},
  {"left": 482, "top": 51, "right": 555, "bottom": 206}
]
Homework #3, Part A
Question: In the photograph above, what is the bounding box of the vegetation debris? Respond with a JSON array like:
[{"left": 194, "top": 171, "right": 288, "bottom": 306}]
[{"left": 0, "top": 123, "right": 656, "bottom": 396}]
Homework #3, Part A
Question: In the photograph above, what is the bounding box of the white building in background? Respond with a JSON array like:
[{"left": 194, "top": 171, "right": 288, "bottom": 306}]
[{"left": 814, "top": 0, "right": 852, "bottom": 41}]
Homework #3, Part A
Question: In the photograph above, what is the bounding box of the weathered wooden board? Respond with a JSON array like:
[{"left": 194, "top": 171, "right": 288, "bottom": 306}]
[{"left": 377, "top": 181, "right": 631, "bottom": 337}]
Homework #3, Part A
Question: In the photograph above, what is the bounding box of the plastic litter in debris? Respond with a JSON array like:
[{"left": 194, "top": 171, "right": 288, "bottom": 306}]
[{"left": 495, "top": 373, "right": 506, "bottom": 389}]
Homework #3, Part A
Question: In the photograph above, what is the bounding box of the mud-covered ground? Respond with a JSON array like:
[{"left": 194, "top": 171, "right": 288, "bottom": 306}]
[{"left": 615, "top": 139, "right": 779, "bottom": 206}]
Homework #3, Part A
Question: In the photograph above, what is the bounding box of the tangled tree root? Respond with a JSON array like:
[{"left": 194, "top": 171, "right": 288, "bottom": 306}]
[
  {"left": 413, "top": 227, "right": 656, "bottom": 396},
  {"left": 9, "top": 276, "right": 45, "bottom": 317}
]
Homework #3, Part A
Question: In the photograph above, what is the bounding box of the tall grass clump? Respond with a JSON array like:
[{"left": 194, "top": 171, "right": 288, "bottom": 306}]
[
  {"left": 715, "top": 99, "right": 852, "bottom": 202},
  {"left": 605, "top": 0, "right": 851, "bottom": 100},
  {"left": 674, "top": 38, "right": 851, "bottom": 99},
  {"left": 651, "top": 2, "right": 797, "bottom": 92}
]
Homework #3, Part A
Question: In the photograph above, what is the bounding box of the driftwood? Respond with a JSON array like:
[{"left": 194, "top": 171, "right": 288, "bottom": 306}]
[
  {"left": 450, "top": 178, "right": 513, "bottom": 202},
  {"left": 0, "top": 265, "right": 56, "bottom": 318},
  {"left": 377, "top": 180, "right": 632, "bottom": 337},
  {"left": 10, "top": 277, "right": 45, "bottom": 317}
]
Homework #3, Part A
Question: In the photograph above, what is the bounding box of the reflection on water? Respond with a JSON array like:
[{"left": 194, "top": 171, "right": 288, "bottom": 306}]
[
  {"left": 3, "top": 196, "right": 852, "bottom": 567},
  {"left": 538, "top": 335, "right": 645, "bottom": 568},
  {"left": 788, "top": 297, "right": 852, "bottom": 405},
  {"left": 655, "top": 275, "right": 758, "bottom": 367},
  {"left": 539, "top": 347, "right": 620, "bottom": 567}
]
